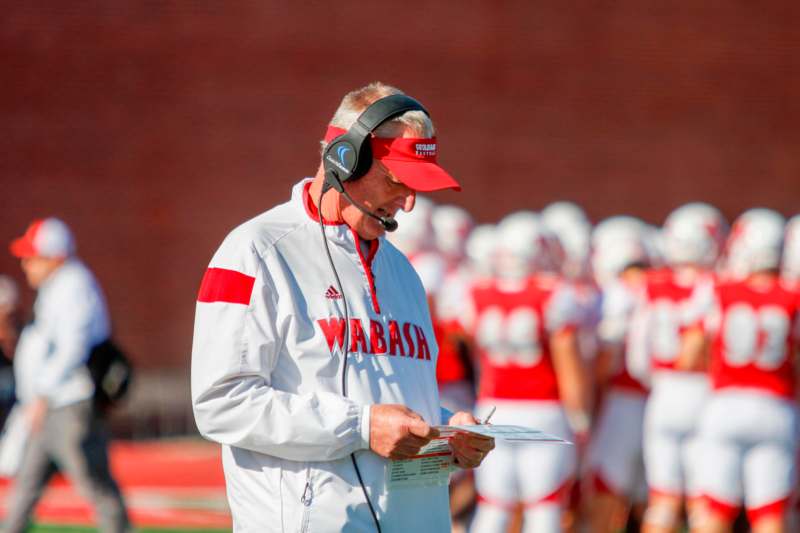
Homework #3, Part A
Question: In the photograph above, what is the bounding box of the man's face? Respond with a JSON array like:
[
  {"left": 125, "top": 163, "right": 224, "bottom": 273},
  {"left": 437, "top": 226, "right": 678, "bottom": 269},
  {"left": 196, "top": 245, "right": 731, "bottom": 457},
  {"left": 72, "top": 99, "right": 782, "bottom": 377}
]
[
  {"left": 342, "top": 160, "right": 417, "bottom": 241},
  {"left": 20, "top": 256, "right": 64, "bottom": 289}
]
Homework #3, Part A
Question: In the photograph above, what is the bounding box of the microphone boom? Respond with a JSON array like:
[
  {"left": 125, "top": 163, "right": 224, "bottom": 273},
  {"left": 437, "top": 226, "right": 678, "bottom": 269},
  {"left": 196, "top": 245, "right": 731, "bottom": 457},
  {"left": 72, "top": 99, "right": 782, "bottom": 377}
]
[{"left": 340, "top": 189, "right": 399, "bottom": 232}]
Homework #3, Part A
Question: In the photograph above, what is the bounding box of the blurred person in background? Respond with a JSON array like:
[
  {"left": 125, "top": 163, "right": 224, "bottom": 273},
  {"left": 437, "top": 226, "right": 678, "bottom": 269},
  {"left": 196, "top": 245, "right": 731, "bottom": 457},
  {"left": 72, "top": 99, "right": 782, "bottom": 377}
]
[
  {"left": 718, "top": 209, "right": 780, "bottom": 283},
  {"left": 539, "top": 203, "right": 598, "bottom": 398},
  {"left": 390, "top": 199, "right": 477, "bottom": 414},
  {"left": 465, "top": 211, "right": 589, "bottom": 533},
  {"left": 3, "top": 218, "right": 129, "bottom": 533},
  {"left": 391, "top": 199, "right": 479, "bottom": 531},
  {"left": 0, "top": 276, "right": 22, "bottom": 477},
  {"left": 191, "top": 82, "right": 493, "bottom": 533},
  {"left": 694, "top": 209, "right": 798, "bottom": 533},
  {"left": 541, "top": 202, "right": 593, "bottom": 283},
  {"left": 585, "top": 218, "right": 652, "bottom": 533},
  {"left": 541, "top": 202, "right": 600, "bottom": 370},
  {"left": 429, "top": 204, "right": 477, "bottom": 415},
  {"left": 388, "top": 194, "right": 441, "bottom": 283},
  {"left": 0, "top": 276, "right": 20, "bottom": 420},
  {"left": 541, "top": 201, "right": 599, "bottom": 529},
  {"left": 783, "top": 215, "right": 800, "bottom": 531},
  {"left": 429, "top": 205, "right": 479, "bottom": 531},
  {"left": 781, "top": 215, "right": 800, "bottom": 290},
  {"left": 634, "top": 203, "right": 727, "bottom": 533},
  {"left": 464, "top": 223, "right": 498, "bottom": 288},
  {"left": 431, "top": 204, "right": 474, "bottom": 274},
  {"left": 0, "top": 276, "right": 19, "bottom": 360}
]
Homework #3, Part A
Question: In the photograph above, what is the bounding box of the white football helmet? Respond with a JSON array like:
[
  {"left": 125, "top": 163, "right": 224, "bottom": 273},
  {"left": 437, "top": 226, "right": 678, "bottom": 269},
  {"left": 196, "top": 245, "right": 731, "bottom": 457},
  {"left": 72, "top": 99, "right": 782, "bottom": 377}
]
[
  {"left": 541, "top": 201, "right": 592, "bottom": 279},
  {"left": 592, "top": 216, "right": 646, "bottom": 250},
  {"left": 661, "top": 202, "right": 727, "bottom": 268},
  {"left": 591, "top": 216, "right": 649, "bottom": 286},
  {"left": 465, "top": 223, "right": 498, "bottom": 279},
  {"left": 496, "top": 211, "right": 551, "bottom": 280},
  {"left": 783, "top": 215, "right": 800, "bottom": 283},
  {"left": 388, "top": 195, "right": 435, "bottom": 257},
  {"left": 542, "top": 201, "right": 590, "bottom": 233},
  {"left": 431, "top": 204, "right": 473, "bottom": 265},
  {"left": 724, "top": 208, "right": 785, "bottom": 278}
]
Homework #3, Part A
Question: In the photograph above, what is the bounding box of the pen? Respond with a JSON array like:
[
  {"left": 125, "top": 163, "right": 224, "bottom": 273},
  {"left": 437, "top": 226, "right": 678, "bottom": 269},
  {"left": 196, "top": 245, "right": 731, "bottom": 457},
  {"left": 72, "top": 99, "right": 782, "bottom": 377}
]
[{"left": 482, "top": 406, "right": 496, "bottom": 425}]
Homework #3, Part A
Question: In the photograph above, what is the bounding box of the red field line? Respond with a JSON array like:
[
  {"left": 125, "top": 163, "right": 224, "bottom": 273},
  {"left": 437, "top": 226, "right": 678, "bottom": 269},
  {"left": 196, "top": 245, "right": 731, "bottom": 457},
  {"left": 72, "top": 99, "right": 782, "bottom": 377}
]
[{"left": 0, "top": 439, "right": 231, "bottom": 529}]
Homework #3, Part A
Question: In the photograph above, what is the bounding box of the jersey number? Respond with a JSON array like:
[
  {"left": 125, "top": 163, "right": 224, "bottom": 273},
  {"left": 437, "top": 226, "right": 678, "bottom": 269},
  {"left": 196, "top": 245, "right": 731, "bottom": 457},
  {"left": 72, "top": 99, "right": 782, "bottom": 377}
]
[
  {"left": 476, "top": 306, "right": 542, "bottom": 367},
  {"left": 722, "top": 304, "right": 790, "bottom": 370},
  {"left": 650, "top": 299, "right": 681, "bottom": 363}
]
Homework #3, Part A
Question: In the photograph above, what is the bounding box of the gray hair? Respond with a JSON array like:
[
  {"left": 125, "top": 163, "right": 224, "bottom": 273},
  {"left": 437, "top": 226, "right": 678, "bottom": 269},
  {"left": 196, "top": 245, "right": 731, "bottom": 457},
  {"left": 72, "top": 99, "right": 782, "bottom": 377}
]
[{"left": 320, "top": 82, "right": 435, "bottom": 153}]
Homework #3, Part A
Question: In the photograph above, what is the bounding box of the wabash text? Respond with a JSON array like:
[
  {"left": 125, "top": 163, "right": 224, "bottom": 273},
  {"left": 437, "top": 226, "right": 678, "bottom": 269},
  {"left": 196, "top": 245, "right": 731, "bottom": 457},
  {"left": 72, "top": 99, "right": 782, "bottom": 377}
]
[{"left": 317, "top": 317, "right": 432, "bottom": 360}]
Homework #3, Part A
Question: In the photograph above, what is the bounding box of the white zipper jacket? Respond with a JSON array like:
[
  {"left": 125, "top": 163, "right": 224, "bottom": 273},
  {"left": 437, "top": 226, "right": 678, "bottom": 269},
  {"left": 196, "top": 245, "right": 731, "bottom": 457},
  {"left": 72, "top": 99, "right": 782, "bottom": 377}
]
[{"left": 191, "top": 179, "right": 450, "bottom": 532}]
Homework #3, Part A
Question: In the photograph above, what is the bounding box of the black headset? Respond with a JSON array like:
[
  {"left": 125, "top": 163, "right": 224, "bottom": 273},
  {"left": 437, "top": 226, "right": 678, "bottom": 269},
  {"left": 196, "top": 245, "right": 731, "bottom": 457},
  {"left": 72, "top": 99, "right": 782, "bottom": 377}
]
[{"left": 322, "top": 94, "right": 429, "bottom": 193}]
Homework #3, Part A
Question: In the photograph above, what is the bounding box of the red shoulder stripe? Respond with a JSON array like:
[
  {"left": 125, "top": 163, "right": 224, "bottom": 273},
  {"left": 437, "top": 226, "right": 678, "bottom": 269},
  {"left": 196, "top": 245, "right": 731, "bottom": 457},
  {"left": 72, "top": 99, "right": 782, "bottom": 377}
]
[{"left": 197, "top": 267, "right": 255, "bottom": 305}]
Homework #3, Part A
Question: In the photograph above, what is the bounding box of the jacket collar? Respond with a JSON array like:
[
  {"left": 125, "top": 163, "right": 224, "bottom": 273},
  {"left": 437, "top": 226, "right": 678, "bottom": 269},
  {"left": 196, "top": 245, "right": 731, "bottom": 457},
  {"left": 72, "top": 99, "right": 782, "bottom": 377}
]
[{"left": 294, "top": 178, "right": 382, "bottom": 261}]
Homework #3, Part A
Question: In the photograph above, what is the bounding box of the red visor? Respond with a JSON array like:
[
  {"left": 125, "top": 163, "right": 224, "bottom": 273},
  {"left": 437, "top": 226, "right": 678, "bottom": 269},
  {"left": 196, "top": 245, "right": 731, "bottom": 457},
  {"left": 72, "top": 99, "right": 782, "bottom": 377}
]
[{"left": 324, "top": 126, "right": 461, "bottom": 192}]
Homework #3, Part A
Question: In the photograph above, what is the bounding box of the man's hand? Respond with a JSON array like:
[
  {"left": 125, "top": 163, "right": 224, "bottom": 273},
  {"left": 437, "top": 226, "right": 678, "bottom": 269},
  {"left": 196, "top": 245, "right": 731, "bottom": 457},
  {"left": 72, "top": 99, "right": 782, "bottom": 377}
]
[
  {"left": 370, "top": 404, "right": 438, "bottom": 460},
  {"left": 448, "top": 411, "right": 495, "bottom": 469},
  {"left": 25, "top": 397, "right": 48, "bottom": 434}
]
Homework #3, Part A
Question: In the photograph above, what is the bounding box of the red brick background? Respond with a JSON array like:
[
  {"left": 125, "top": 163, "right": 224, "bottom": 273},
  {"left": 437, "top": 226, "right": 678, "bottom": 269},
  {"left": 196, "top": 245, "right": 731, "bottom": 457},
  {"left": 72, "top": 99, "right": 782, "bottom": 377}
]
[{"left": 1, "top": 2, "right": 798, "bottom": 379}]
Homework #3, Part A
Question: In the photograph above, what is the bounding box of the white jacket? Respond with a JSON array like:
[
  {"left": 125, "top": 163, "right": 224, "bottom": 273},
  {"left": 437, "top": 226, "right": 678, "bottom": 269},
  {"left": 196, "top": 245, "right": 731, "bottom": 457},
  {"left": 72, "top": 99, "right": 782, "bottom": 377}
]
[
  {"left": 15, "top": 259, "right": 107, "bottom": 408},
  {"left": 192, "top": 179, "right": 450, "bottom": 532}
]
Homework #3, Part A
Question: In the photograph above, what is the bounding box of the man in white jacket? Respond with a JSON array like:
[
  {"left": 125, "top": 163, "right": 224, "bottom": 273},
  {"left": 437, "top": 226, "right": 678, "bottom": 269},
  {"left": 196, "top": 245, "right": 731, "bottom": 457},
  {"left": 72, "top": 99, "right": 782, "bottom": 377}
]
[
  {"left": 192, "top": 82, "right": 494, "bottom": 532},
  {"left": 4, "top": 217, "right": 130, "bottom": 533}
]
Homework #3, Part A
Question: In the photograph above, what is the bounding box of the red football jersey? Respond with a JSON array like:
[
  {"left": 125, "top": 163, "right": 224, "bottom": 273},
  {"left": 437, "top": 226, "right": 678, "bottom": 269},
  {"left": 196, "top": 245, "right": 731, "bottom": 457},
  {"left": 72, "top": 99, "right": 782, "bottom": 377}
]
[
  {"left": 434, "top": 318, "right": 471, "bottom": 385},
  {"left": 707, "top": 278, "right": 800, "bottom": 399},
  {"left": 644, "top": 268, "right": 710, "bottom": 372},
  {"left": 465, "top": 275, "right": 579, "bottom": 401},
  {"left": 599, "top": 277, "right": 649, "bottom": 394}
]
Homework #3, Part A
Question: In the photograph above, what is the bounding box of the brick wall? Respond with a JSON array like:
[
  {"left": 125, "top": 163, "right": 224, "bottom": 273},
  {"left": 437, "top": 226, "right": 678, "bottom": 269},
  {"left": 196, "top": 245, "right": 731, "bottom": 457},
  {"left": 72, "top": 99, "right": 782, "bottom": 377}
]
[{"left": 1, "top": 1, "right": 798, "bottom": 373}]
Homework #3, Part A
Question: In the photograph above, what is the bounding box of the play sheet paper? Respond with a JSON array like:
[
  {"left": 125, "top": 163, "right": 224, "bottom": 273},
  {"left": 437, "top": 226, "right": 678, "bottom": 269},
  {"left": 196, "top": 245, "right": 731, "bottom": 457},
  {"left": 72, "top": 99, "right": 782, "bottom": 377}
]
[{"left": 388, "top": 424, "right": 570, "bottom": 488}]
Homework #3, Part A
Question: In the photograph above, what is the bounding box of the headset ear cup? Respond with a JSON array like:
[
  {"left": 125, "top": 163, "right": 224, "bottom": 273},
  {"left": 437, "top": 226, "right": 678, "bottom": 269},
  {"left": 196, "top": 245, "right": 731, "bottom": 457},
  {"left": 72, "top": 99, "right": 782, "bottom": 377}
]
[
  {"left": 354, "top": 140, "right": 373, "bottom": 181},
  {"left": 325, "top": 139, "right": 357, "bottom": 176}
]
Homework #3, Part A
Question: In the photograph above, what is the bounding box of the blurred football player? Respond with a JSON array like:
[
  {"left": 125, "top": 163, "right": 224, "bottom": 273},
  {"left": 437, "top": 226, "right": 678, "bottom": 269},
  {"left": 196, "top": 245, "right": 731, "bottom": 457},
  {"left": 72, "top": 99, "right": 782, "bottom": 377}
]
[
  {"left": 464, "top": 223, "right": 498, "bottom": 285},
  {"left": 542, "top": 202, "right": 599, "bottom": 362},
  {"left": 636, "top": 203, "right": 727, "bottom": 533},
  {"left": 389, "top": 195, "right": 444, "bottom": 290},
  {"left": 694, "top": 209, "right": 797, "bottom": 533},
  {"left": 586, "top": 217, "right": 652, "bottom": 533},
  {"left": 425, "top": 204, "right": 479, "bottom": 530},
  {"left": 391, "top": 197, "right": 471, "bottom": 411},
  {"left": 432, "top": 204, "right": 474, "bottom": 272},
  {"left": 541, "top": 201, "right": 593, "bottom": 282},
  {"left": 467, "top": 211, "right": 589, "bottom": 533},
  {"left": 782, "top": 214, "right": 800, "bottom": 290},
  {"left": 542, "top": 202, "right": 599, "bottom": 527},
  {"left": 430, "top": 204, "right": 477, "bottom": 414}
]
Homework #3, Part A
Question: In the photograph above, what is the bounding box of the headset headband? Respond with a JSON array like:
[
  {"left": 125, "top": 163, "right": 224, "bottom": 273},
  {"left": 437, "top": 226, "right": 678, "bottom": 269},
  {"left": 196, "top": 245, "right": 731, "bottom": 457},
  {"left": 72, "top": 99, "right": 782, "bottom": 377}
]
[
  {"left": 354, "top": 95, "right": 429, "bottom": 136},
  {"left": 323, "top": 94, "right": 429, "bottom": 192}
]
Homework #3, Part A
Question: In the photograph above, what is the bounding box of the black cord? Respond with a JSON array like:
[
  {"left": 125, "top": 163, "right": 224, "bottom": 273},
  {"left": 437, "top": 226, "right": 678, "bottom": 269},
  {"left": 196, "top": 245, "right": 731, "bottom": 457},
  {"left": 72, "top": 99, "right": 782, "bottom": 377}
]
[{"left": 317, "top": 187, "right": 382, "bottom": 533}]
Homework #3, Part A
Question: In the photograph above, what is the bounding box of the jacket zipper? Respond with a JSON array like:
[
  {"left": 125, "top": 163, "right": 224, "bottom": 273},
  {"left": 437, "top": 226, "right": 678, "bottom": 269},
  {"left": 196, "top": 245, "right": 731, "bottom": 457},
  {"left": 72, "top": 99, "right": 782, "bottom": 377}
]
[
  {"left": 350, "top": 229, "right": 381, "bottom": 314},
  {"left": 299, "top": 467, "right": 313, "bottom": 533}
]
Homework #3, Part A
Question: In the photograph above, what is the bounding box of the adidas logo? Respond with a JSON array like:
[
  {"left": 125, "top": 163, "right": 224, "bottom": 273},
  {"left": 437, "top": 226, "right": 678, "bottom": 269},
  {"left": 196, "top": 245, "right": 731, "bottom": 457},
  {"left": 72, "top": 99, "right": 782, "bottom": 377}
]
[{"left": 325, "top": 285, "right": 342, "bottom": 299}]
